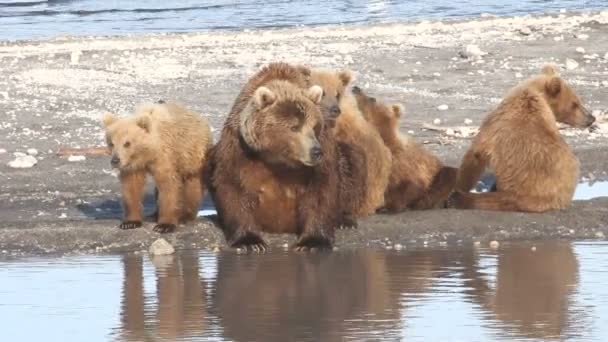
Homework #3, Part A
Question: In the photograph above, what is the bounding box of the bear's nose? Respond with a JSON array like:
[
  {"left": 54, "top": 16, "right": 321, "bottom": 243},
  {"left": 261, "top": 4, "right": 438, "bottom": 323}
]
[
  {"left": 587, "top": 115, "right": 596, "bottom": 126},
  {"left": 110, "top": 155, "right": 120, "bottom": 167},
  {"left": 330, "top": 105, "right": 340, "bottom": 116},
  {"left": 352, "top": 86, "right": 361, "bottom": 94},
  {"left": 310, "top": 146, "right": 323, "bottom": 162}
]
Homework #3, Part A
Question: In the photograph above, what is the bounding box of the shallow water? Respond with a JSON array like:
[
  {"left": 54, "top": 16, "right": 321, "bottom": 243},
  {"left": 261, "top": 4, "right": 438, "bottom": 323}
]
[
  {"left": 1, "top": 241, "right": 607, "bottom": 341},
  {"left": 0, "top": 0, "right": 606, "bottom": 40}
]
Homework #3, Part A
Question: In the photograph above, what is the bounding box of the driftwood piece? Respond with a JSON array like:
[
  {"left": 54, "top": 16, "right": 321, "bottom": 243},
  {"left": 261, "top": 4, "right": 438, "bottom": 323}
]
[{"left": 56, "top": 146, "right": 110, "bottom": 156}]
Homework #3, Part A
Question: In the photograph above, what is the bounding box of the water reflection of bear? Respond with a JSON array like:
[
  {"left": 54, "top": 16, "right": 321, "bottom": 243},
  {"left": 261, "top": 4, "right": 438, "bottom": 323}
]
[
  {"left": 213, "top": 250, "right": 436, "bottom": 342},
  {"left": 118, "top": 254, "right": 207, "bottom": 341},
  {"left": 463, "top": 242, "right": 579, "bottom": 340}
]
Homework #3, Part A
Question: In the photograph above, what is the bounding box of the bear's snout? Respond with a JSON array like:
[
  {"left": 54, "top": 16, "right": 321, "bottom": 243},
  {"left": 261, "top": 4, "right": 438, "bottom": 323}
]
[
  {"left": 352, "top": 86, "right": 362, "bottom": 94},
  {"left": 110, "top": 155, "right": 120, "bottom": 167},
  {"left": 586, "top": 114, "right": 596, "bottom": 127},
  {"left": 310, "top": 146, "right": 323, "bottom": 163}
]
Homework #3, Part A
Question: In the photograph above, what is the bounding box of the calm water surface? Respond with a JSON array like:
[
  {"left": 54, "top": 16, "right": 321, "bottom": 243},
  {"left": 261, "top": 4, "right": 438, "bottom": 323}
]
[
  {"left": 1, "top": 241, "right": 607, "bottom": 341},
  {"left": 0, "top": 0, "right": 606, "bottom": 40}
]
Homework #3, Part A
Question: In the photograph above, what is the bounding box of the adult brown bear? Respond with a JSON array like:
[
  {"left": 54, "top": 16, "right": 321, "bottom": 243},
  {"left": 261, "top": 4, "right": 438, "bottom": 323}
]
[{"left": 205, "top": 63, "right": 348, "bottom": 250}]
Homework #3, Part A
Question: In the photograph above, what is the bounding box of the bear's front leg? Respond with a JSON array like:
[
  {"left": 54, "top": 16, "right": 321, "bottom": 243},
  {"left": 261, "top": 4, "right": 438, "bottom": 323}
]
[
  {"left": 119, "top": 170, "right": 146, "bottom": 229},
  {"left": 152, "top": 169, "right": 180, "bottom": 233},
  {"left": 294, "top": 192, "right": 337, "bottom": 251},
  {"left": 212, "top": 181, "right": 267, "bottom": 252}
]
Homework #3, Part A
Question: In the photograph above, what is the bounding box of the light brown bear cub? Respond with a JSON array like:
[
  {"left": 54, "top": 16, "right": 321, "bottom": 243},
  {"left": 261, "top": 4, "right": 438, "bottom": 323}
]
[
  {"left": 353, "top": 87, "right": 457, "bottom": 212},
  {"left": 310, "top": 69, "right": 392, "bottom": 217},
  {"left": 450, "top": 65, "right": 595, "bottom": 212},
  {"left": 103, "top": 101, "right": 212, "bottom": 233}
]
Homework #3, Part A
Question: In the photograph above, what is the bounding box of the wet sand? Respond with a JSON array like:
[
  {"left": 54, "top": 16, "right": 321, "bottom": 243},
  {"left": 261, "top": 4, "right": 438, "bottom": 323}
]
[{"left": 1, "top": 11, "right": 608, "bottom": 255}]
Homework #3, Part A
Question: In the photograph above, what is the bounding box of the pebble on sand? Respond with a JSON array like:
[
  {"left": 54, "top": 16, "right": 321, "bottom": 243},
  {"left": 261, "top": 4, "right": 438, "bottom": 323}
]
[
  {"left": 459, "top": 44, "right": 487, "bottom": 60},
  {"left": 394, "top": 243, "right": 403, "bottom": 250},
  {"left": 437, "top": 104, "right": 449, "bottom": 111},
  {"left": 575, "top": 47, "right": 586, "bottom": 54},
  {"left": 67, "top": 155, "right": 86, "bottom": 162},
  {"left": 0, "top": 148, "right": 6, "bottom": 154},
  {"left": 27, "top": 148, "right": 38, "bottom": 156},
  {"left": 595, "top": 232, "right": 605, "bottom": 239},
  {"left": 565, "top": 58, "right": 579, "bottom": 70},
  {"left": 518, "top": 27, "right": 532, "bottom": 36},
  {"left": 70, "top": 50, "right": 82, "bottom": 65},
  {"left": 531, "top": 246, "right": 537, "bottom": 252},
  {"left": 604, "top": 52, "right": 608, "bottom": 60},
  {"left": 464, "top": 118, "right": 473, "bottom": 125},
  {"left": 8, "top": 155, "right": 37, "bottom": 168},
  {"left": 489, "top": 240, "right": 500, "bottom": 249},
  {"left": 433, "top": 118, "right": 442, "bottom": 125},
  {"left": 576, "top": 33, "right": 589, "bottom": 40},
  {"left": 149, "top": 238, "right": 175, "bottom": 256}
]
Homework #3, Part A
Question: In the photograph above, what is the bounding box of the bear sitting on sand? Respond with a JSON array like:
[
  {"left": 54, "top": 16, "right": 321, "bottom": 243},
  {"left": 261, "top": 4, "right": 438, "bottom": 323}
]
[
  {"left": 103, "top": 101, "right": 212, "bottom": 233},
  {"left": 450, "top": 65, "right": 595, "bottom": 212},
  {"left": 205, "top": 62, "right": 348, "bottom": 251},
  {"left": 353, "top": 87, "right": 457, "bottom": 211},
  {"left": 310, "top": 69, "right": 392, "bottom": 217}
]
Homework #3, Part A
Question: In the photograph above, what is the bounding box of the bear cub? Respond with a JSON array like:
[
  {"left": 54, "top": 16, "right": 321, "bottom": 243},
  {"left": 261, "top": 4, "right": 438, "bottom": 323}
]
[
  {"left": 103, "top": 101, "right": 212, "bottom": 233},
  {"left": 353, "top": 87, "right": 457, "bottom": 211},
  {"left": 450, "top": 65, "right": 595, "bottom": 212}
]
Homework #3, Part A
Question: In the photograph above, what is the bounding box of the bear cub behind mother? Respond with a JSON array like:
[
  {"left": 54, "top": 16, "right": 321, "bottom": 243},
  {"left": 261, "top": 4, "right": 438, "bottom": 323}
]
[{"left": 206, "top": 63, "right": 346, "bottom": 251}]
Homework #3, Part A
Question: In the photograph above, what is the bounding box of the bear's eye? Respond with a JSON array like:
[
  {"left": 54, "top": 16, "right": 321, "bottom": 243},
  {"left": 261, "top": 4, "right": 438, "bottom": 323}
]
[
  {"left": 123, "top": 141, "right": 131, "bottom": 148},
  {"left": 108, "top": 142, "right": 114, "bottom": 148},
  {"left": 336, "top": 92, "right": 341, "bottom": 101},
  {"left": 571, "top": 103, "right": 579, "bottom": 111}
]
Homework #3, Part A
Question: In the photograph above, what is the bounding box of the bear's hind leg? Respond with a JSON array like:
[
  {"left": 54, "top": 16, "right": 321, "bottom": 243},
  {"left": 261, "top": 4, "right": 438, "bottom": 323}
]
[
  {"left": 411, "top": 166, "right": 458, "bottom": 209},
  {"left": 448, "top": 191, "right": 520, "bottom": 211},
  {"left": 119, "top": 170, "right": 146, "bottom": 229},
  {"left": 455, "top": 149, "right": 488, "bottom": 192},
  {"left": 180, "top": 175, "right": 203, "bottom": 223}
]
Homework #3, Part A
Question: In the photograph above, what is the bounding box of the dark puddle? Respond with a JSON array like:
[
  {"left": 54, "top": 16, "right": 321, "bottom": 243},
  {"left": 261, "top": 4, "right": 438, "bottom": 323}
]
[{"left": 1, "top": 241, "right": 607, "bottom": 341}]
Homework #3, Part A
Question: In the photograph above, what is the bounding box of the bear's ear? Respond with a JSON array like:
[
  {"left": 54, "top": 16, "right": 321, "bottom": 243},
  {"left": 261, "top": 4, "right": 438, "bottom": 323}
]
[
  {"left": 307, "top": 85, "right": 324, "bottom": 104},
  {"left": 391, "top": 104, "right": 404, "bottom": 118},
  {"left": 102, "top": 112, "right": 117, "bottom": 127},
  {"left": 135, "top": 115, "right": 151, "bottom": 133},
  {"left": 545, "top": 77, "right": 562, "bottom": 97},
  {"left": 338, "top": 70, "right": 353, "bottom": 86},
  {"left": 253, "top": 86, "right": 276, "bottom": 109},
  {"left": 541, "top": 64, "right": 560, "bottom": 76}
]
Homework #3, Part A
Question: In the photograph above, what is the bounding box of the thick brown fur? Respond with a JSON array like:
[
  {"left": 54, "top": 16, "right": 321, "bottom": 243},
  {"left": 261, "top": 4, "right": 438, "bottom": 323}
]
[
  {"left": 205, "top": 62, "right": 347, "bottom": 250},
  {"left": 353, "top": 87, "right": 456, "bottom": 212},
  {"left": 103, "top": 102, "right": 212, "bottom": 233},
  {"left": 310, "top": 69, "right": 392, "bottom": 217},
  {"left": 450, "top": 65, "right": 595, "bottom": 212}
]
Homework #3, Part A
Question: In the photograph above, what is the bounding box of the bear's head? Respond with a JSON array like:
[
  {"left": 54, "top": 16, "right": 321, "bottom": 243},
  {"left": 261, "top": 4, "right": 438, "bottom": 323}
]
[
  {"left": 102, "top": 109, "right": 158, "bottom": 171},
  {"left": 239, "top": 80, "right": 325, "bottom": 168},
  {"left": 352, "top": 86, "right": 403, "bottom": 141},
  {"left": 310, "top": 69, "right": 353, "bottom": 123},
  {"left": 537, "top": 64, "right": 595, "bottom": 128}
]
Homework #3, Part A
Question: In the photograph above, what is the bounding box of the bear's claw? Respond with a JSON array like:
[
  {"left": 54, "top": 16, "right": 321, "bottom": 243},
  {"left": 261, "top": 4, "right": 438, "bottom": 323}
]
[
  {"left": 119, "top": 221, "right": 142, "bottom": 230},
  {"left": 153, "top": 223, "right": 177, "bottom": 233},
  {"left": 229, "top": 230, "right": 268, "bottom": 251},
  {"left": 294, "top": 234, "right": 333, "bottom": 251}
]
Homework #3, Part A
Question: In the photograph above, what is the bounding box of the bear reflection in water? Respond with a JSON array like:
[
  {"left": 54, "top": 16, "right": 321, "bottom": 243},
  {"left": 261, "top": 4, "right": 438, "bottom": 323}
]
[
  {"left": 465, "top": 242, "right": 579, "bottom": 340},
  {"left": 114, "top": 243, "right": 580, "bottom": 341},
  {"left": 117, "top": 254, "right": 207, "bottom": 341}
]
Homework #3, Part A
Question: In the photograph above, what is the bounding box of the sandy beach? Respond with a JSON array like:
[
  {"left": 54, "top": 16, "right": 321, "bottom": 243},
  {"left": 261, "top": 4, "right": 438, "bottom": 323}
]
[{"left": 1, "top": 10, "right": 607, "bottom": 255}]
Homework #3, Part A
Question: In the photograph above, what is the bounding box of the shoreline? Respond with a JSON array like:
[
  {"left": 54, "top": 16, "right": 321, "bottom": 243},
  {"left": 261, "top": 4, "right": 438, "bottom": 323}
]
[{"left": 1, "top": 11, "right": 608, "bottom": 256}]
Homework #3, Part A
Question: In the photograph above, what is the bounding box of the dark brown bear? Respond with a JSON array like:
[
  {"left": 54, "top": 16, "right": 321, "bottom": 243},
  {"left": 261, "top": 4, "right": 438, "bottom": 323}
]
[{"left": 205, "top": 62, "right": 348, "bottom": 251}]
